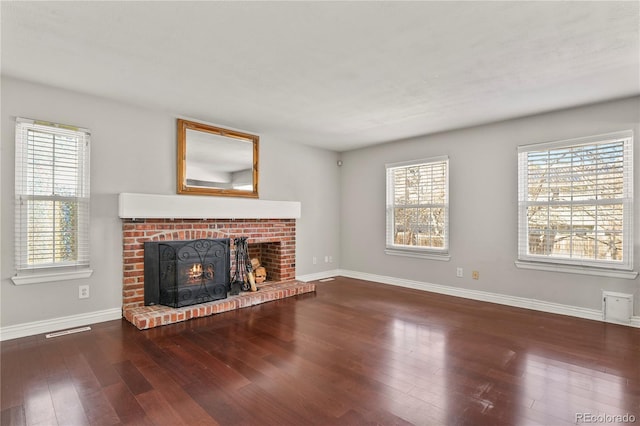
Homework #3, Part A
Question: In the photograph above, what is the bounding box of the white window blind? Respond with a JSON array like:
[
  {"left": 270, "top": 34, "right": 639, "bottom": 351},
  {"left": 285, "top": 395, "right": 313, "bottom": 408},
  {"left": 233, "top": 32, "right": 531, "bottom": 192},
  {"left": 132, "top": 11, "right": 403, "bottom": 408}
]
[
  {"left": 15, "top": 118, "right": 91, "bottom": 275},
  {"left": 386, "top": 156, "right": 449, "bottom": 257},
  {"left": 517, "top": 130, "right": 633, "bottom": 271}
]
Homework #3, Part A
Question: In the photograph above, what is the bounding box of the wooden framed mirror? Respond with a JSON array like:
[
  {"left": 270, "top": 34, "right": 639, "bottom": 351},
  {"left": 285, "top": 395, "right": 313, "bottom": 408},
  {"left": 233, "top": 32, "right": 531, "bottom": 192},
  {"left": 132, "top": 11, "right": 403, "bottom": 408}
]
[{"left": 177, "top": 119, "right": 259, "bottom": 198}]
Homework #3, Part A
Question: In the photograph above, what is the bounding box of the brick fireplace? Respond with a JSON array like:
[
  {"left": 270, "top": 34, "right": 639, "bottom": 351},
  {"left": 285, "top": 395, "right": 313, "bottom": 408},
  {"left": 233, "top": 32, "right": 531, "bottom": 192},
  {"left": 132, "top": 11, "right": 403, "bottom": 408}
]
[
  {"left": 122, "top": 217, "right": 297, "bottom": 310},
  {"left": 118, "top": 193, "right": 314, "bottom": 330}
]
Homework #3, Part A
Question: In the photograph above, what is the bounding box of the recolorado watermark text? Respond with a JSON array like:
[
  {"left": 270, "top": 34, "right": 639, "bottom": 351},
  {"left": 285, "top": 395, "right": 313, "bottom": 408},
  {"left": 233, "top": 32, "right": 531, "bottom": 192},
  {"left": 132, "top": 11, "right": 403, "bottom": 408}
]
[{"left": 576, "top": 413, "right": 636, "bottom": 424}]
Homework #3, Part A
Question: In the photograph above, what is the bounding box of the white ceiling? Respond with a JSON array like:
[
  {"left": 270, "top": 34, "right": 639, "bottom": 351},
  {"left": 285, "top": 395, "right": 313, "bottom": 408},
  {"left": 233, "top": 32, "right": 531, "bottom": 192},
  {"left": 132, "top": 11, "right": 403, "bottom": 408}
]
[{"left": 2, "top": 1, "right": 638, "bottom": 152}]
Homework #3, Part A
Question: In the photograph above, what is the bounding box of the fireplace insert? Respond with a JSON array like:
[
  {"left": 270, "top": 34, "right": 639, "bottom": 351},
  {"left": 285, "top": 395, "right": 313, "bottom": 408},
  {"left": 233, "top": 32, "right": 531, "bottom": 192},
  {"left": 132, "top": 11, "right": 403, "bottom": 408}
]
[{"left": 144, "top": 238, "right": 230, "bottom": 308}]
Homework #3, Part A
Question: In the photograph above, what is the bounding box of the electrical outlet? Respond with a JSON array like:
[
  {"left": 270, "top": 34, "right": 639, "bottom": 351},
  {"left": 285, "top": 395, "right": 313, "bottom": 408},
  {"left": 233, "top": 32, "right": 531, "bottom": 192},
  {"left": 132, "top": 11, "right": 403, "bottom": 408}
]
[
  {"left": 324, "top": 256, "right": 329, "bottom": 263},
  {"left": 313, "top": 256, "right": 317, "bottom": 265},
  {"left": 328, "top": 256, "right": 333, "bottom": 263},
  {"left": 79, "top": 285, "right": 90, "bottom": 299},
  {"left": 472, "top": 271, "right": 479, "bottom": 280},
  {"left": 456, "top": 267, "right": 463, "bottom": 278}
]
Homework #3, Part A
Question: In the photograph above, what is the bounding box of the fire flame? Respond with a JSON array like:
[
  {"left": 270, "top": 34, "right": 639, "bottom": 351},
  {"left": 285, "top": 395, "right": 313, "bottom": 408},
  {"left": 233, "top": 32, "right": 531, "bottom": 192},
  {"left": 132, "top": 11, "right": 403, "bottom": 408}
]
[{"left": 190, "top": 263, "right": 203, "bottom": 279}]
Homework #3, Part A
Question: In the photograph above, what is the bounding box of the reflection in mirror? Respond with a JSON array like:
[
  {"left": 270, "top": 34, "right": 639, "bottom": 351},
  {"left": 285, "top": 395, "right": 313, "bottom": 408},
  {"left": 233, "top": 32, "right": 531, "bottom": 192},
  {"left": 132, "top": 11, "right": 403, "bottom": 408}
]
[{"left": 177, "top": 119, "right": 259, "bottom": 198}]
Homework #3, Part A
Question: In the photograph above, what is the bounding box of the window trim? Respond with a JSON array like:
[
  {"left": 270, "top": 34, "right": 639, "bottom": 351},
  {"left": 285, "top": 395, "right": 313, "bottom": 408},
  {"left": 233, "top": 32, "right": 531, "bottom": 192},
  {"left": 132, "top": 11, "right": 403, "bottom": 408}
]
[
  {"left": 12, "top": 117, "right": 93, "bottom": 285},
  {"left": 11, "top": 268, "right": 93, "bottom": 286},
  {"left": 514, "top": 260, "right": 637, "bottom": 279},
  {"left": 516, "top": 130, "right": 635, "bottom": 276},
  {"left": 385, "top": 156, "right": 450, "bottom": 259}
]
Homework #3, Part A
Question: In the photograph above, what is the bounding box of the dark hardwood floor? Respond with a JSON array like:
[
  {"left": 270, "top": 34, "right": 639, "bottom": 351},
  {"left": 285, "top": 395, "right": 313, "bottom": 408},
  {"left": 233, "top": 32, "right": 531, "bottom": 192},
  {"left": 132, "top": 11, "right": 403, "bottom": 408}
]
[{"left": 2, "top": 277, "right": 639, "bottom": 425}]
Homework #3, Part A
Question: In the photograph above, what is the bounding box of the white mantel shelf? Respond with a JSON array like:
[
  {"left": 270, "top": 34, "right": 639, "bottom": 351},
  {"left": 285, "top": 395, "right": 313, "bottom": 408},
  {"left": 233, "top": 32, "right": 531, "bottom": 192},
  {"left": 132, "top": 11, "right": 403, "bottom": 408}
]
[{"left": 118, "top": 193, "right": 301, "bottom": 220}]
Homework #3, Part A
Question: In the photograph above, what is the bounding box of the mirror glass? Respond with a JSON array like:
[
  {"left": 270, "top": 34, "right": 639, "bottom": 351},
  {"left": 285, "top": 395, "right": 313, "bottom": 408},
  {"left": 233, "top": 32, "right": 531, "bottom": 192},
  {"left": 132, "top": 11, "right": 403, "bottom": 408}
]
[{"left": 177, "top": 119, "right": 259, "bottom": 198}]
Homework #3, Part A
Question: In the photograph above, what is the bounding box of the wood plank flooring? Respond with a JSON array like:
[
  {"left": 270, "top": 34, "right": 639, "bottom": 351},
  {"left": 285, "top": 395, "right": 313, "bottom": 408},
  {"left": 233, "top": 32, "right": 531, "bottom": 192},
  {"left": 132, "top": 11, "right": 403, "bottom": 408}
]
[{"left": 2, "top": 277, "right": 639, "bottom": 425}]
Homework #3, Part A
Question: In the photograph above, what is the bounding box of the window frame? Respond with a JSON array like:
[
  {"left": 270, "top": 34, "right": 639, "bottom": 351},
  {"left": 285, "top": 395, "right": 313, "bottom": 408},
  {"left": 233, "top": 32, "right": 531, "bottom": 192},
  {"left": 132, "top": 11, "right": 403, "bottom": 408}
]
[
  {"left": 385, "top": 156, "right": 450, "bottom": 261},
  {"left": 516, "top": 130, "right": 635, "bottom": 278},
  {"left": 12, "top": 117, "right": 93, "bottom": 285}
]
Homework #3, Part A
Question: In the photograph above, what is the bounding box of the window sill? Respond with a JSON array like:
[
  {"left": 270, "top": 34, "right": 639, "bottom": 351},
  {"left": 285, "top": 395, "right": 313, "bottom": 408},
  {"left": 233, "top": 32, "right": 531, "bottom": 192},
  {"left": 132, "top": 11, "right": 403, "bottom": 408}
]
[
  {"left": 11, "top": 269, "right": 94, "bottom": 285},
  {"left": 385, "top": 248, "right": 450, "bottom": 261},
  {"left": 514, "top": 261, "right": 637, "bottom": 279}
]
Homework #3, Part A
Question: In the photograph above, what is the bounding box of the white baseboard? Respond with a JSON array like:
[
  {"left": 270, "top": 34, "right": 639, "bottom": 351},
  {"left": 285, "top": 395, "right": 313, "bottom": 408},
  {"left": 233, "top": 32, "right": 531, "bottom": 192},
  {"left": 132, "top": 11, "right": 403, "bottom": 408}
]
[
  {"left": 296, "top": 269, "right": 340, "bottom": 283},
  {"left": 0, "top": 308, "right": 122, "bottom": 341},
  {"left": 4, "top": 272, "right": 637, "bottom": 341},
  {"left": 338, "top": 269, "right": 640, "bottom": 328}
]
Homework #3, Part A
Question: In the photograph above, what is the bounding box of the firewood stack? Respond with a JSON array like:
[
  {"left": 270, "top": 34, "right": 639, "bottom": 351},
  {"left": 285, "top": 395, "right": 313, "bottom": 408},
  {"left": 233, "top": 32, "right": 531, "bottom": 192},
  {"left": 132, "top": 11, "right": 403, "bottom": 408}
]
[{"left": 251, "top": 258, "right": 267, "bottom": 284}]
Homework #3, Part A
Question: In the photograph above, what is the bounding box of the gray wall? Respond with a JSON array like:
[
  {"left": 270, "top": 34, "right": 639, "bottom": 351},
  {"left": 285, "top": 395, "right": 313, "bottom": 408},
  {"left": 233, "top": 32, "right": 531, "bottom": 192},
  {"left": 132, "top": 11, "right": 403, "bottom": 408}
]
[
  {"left": 2, "top": 75, "right": 637, "bottom": 329},
  {"left": 1, "top": 76, "right": 340, "bottom": 327},
  {"left": 340, "top": 96, "right": 640, "bottom": 313}
]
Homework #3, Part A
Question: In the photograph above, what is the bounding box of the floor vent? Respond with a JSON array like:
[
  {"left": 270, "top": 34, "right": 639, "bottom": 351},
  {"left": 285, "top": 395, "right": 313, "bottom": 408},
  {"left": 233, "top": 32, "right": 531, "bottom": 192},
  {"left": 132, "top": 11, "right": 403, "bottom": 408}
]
[
  {"left": 602, "top": 291, "right": 633, "bottom": 325},
  {"left": 319, "top": 278, "right": 335, "bottom": 282},
  {"left": 45, "top": 326, "right": 92, "bottom": 339}
]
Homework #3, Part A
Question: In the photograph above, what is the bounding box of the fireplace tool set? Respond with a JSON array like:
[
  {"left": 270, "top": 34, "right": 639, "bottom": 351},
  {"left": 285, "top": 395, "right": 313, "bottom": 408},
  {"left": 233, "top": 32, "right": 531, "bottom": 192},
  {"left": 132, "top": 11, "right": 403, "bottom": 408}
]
[{"left": 230, "top": 237, "right": 262, "bottom": 295}]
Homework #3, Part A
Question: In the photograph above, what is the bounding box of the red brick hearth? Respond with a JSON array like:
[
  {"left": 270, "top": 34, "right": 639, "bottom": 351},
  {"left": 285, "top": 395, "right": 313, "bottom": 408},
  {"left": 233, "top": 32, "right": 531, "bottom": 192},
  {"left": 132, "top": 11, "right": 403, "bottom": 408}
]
[
  {"left": 125, "top": 281, "right": 315, "bottom": 330},
  {"left": 121, "top": 218, "right": 314, "bottom": 329}
]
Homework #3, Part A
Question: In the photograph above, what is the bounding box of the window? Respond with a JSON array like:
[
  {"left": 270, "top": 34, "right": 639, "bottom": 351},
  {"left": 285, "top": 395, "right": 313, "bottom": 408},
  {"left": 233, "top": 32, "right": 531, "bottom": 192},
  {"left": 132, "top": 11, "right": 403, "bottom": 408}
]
[
  {"left": 386, "top": 156, "right": 449, "bottom": 260},
  {"left": 517, "top": 130, "right": 634, "bottom": 274},
  {"left": 13, "top": 118, "right": 91, "bottom": 284}
]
